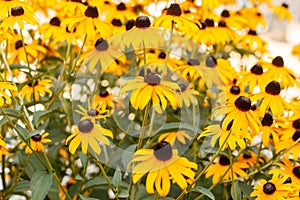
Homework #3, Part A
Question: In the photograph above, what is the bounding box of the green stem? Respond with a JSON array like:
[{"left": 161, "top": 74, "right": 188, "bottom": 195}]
[
  {"left": 229, "top": 153, "right": 237, "bottom": 200},
  {"left": 20, "top": 31, "right": 32, "bottom": 77},
  {"left": 1, "top": 155, "right": 5, "bottom": 190},
  {"left": 71, "top": 34, "right": 87, "bottom": 74},
  {"left": 136, "top": 103, "right": 151, "bottom": 150}
]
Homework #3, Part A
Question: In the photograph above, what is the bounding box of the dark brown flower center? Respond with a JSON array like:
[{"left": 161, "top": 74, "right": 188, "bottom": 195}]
[
  {"left": 111, "top": 18, "right": 122, "bottom": 27},
  {"left": 219, "top": 155, "right": 230, "bottom": 166},
  {"left": 166, "top": 3, "right": 182, "bottom": 16},
  {"left": 179, "top": 83, "right": 187, "bottom": 92},
  {"left": 232, "top": 78, "right": 237, "bottom": 85},
  {"left": 243, "top": 151, "right": 252, "bottom": 159},
  {"left": 272, "top": 56, "right": 284, "bottom": 67},
  {"left": 31, "top": 134, "right": 42, "bottom": 142},
  {"left": 117, "top": 2, "right": 126, "bottom": 11},
  {"left": 282, "top": 3, "right": 288, "bottom": 8},
  {"left": 261, "top": 113, "right": 273, "bottom": 126},
  {"left": 94, "top": 38, "right": 109, "bottom": 51},
  {"left": 78, "top": 119, "right": 94, "bottom": 133},
  {"left": 135, "top": 16, "right": 151, "bottom": 28},
  {"left": 50, "top": 17, "right": 61, "bottom": 26},
  {"left": 230, "top": 86, "right": 240, "bottom": 95},
  {"left": 263, "top": 182, "right": 276, "bottom": 194},
  {"left": 206, "top": 55, "right": 217, "bottom": 68},
  {"left": 251, "top": 104, "right": 257, "bottom": 111},
  {"left": 250, "top": 64, "right": 263, "bottom": 75},
  {"left": 126, "top": 19, "right": 135, "bottom": 31},
  {"left": 158, "top": 52, "right": 166, "bottom": 59},
  {"left": 205, "top": 18, "right": 215, "bottom": 27},
  {"left": 144, "top": 73, "right": 161, "bottom": 85},
  {"left": 11, "top": 6, "right": 24, "bottom": 16},
  {"left": 283, "top": 177, "right": 292, "bottom": 184},
  {"left": 187, "top": 58, "right": 200, "bottom": 66},
  {"left": 234, "top": 96, "right": 251, "bottom": 111},
  {"left": 154, "top": 141, "right": 173, "bottom": 161},
  {"left": 84, "top": 6, "right": 98, "bottom": 18},
  {"left": 221, "top": 10, "right": 230, "bottom": 17},
  {"left": 28, "top": 80, "right": 39, "bottom": 87},
  {"left": 15, "top": 40, "right": 24, "bottom": 50},
  {"left": 248, "top": 29, "right": 257, "bottom": 35},
  {"left": 292, "top": 130, "right": 300, "bottom": 142},
  {"left": 293, "top": 119, "right": 300, "bottom": 129},
  {"left": 87, "top": 109, "right": 99, "bottom": 117},
  {"left": 256, "top": 12, "right": 262, "bottom": 17},
  {"left": 198, "top": 21, "right": 206, "bottom": 30},
  {"left": 99, "top": 90, "right": 109, "bottom": 97},
  {"left": 265, "top": 81, "right": 281, "bottom": 95},
  {"left": 293, "top": 166, "right": 300, "bottom": 179},
  {"left": 218, "top": 20, "right": 227, "bottom": 27}
]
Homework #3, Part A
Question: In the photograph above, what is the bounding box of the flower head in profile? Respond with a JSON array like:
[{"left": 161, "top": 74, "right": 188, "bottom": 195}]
[
  {"left": 275, "top": 128, "right": 300, "bottom": 161},
  {"left": 120, "top": 72, "right": 181, "bottom": 114},
  {"left": 0, "top": 82, "right": 17, "bottom": 107},
  {"left": 66, "top": 119, "right": 113, "bottom": 155},
  {"left": 24, "top": 133, "right": 52, "bottom": 154},
  {"left": 250, "top": 173, "right": 294, "bottom": 200},
  {"left": 271, "top": 3, "right": 292, "bottom": 21},
  {"left": 75, "top": 103, "right": 109, "bottom": 123},
  {"left": 158, "top": 131, "right": 192, "bottom": 146},
  {"left": 259, "top": 113, "right": 280, "bottom": 148},
  {"left": 239, "top": 7, "right": 267, "bottom": 29},
  {"left": 20, "top": 79, "right": 53, "bottom": 102},
  {"left": 205, "top": 155, "right": 248, "bottom": 184},
  {"left": 237, "top": 150, "right": 264, "bottom": 168},
  {"left": 129, "top": 141, "right": 198, "bottom": 196},
  {"left": 219, "top": 9, "right": 248, "bottom": 30},
  {"left": 0, "top": 6, "right": 38, "bottom": 31},
  {"left": 38, "top": 16, "right": 67, "bottom": 44}
]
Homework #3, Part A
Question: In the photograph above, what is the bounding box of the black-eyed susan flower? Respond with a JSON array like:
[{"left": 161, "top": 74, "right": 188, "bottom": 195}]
[
  {"left": 219, "top": 9, "right": 248, "bottom": 30},
  {"left": 275, "top": 129, "right": 300, "bottom": 161},
  {"left": 263, "top": 56, "right": 296, "bottom": 87},
  {"left": 175, "top": 59, "right": 204, "bottom": 81},
  {"left": 260, "top": 113, "right": 280, "bottom": 148},
  {"left": 213, "top": 96, "right": 261, "bottom": 135},
  {"left": 121, "top": 15, "right": 164, "bottom": 49},
  {"left": 130, "top": 141, "right": 198, "bottom": 196},
  {"left": 237, "top": 63, "right": 268, "bottom": 93},
  {"left": 80, "top": 38, "right": 123, "bottom": 72},
  {"left": 239, "top": 7, "right": 267, "bottom": 29},
  {"left": 61, "top": 6, "right": 113, "bottom": 40},
  {"left": 237, "top": 150, "right": 263, "bottom": 168},
  {"left": 155, "top": 3, "right": 198, "bottom": 35},
  {"left": 192, "top": 20, "right": 216, "bottom": 46},
  {"left": 38, "top": 16, "right": 66, "bottom": 44},
  {"left": 75, "top": 104, "right": 109, "bottom": 123},
  {"left": 218, "top": 84, "right": 247, "bottom": 104},
  {"left": 0, "top": 81, "right": 17, "bottom": 107},
  {"left": 269, "top": 159, "right": 300, "bottom": 185},
  {"left": 0, "top": 0, "right": 33, "bottom": 18},
  {"left": 271, "top": 3, "right": 292, "bottom": 21},
  {"left": 0, "top": 27, "right": 13, "bottom": 43},
  {"left": 120, "top": 72, "right": 181, "bottom": 114},
  {"left": 158, "top": 131, "right": 192, "bottom": 146},
  {"left": 211, "top": 20, "right": 236, "bottom": 45},
  {"left": 106, "top": 2, "right": 137, "bottom": 24},
  {"left": 0, "top": 6, "right": 38, "bottom": 31},
  {"left": 20, "top": 79, "right": 53, "bottom": 102},
  {"left": 60, "top": 0, "right": 87, "bottom": 16},
  {"left": 177, "top": 83, "right": 199, "bottom": 107},
  {"left": 250, "top": 173, "right": 294, "bottom": 200},
  {"left": 143, "top": 50, "right": 179, "bottom": 73},
  {"left": 93, "top": 89, "right": 113, "bottom": 109},
  {"left": 24, "top": 133, "right": 52, "bottom": 154},
  {"left": 251, "top": 81, "right": 293, "bottom": 117},
  {"left": 0, "top": 137, "right": 9, "bottom": 157},
  {"left": 205, "top": 155, "right": 248, "bottom": 184},
  {"left": 66, "top": 119, "right": 113, "bottom": 155}
]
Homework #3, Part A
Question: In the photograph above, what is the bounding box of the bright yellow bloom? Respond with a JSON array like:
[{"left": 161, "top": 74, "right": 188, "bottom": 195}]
[
  {"left": 66, "top": 119, "right": 113, "bottom": 155},
  {"left": 75, "top": 104, "right": 109, "bottom": 123},
  {"left": 0, "top": 137, "right": 9, "bottom": 157},
  {"left": 93, "top": 89, "right": 113, "bottom": 109},
  {"left": 234, "top": 30, "right": 268, "bottom": 54},
  {"left": 259, "top": 113, "right": 280, "bottom": 148},
  {"left": 291, "top": 43, "right": 300, "bottom": 60},
  {"left": 237, "top": 150, "right": 264, "bottom": 168},
  {"left": 239, "top": 7, "right": 267, "bottom": 29},
  {"left": 158, "top": 131, "right": 192, "bottom": 146},
  {"left": 120, "top": 73, "right": 181, "bottom": 114},
  {"left": 20, "top": 79, "right": 53, "bottom": 102},
  {"left": 24, "top": 133, "right": 52, "bottom": 154},
  {"left": 271, "top": 3, "right": 292, "bottom": 21},
  {"left": 275, "top": 128, "right": 300, "bottom": 161},
  {"left": 219, "top": 9, "right": 248, "bottom": 30},
  {"left": 130, "top": 141, "right": 198, "bottom": 196},
  {"left": 0, "top": 82, "right": 17, "bottom": 107},
  {"left": 177, "top": 83, "right": 199, "bottom": 107}
]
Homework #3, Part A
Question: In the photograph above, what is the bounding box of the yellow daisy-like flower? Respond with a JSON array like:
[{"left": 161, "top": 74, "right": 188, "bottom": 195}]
[
  {"left": 219, "top": 9, "right": 248, "bottom": 30},
  {"left": 239, "top": 7, "right": 267, "bottom": 29},
  {"left": 0, "top": 137, "right": 10, "bottom": 158},
  {"left": 0, "top": 0, "right": 33, "bottom": 18},
  {"left": 213, "top": 96, "right": 261, "bottom": 135},
  {"left": 0, "top": 81, "right": 17, "bottom": 107},
  {"left": 250, "top": 173, "right": 294, "bottom": 200},
  {"left": 38, "top": 16, "right": 67, "bottom": 44},
  {"left": 130, "top": 141, "right": 198, "bottom": 196},
  {"left": 121, "top": 15, "right": 164, "bottom": 49},
  {"left": 155, "top": 3, "right": 198, "bottom": 35},
  {"left": 75, "top": 104, "right": 109, "bottom": 123},
  {"left": 59, "top": 0, "right": 87, "bottom": 17},
  {"left": 275, "top": 129, "right": 300, "bottom": 161},
  {"left": 205, "top": 155, "right": 248, "bottom": 184},
  {"left": 271, "top": 3, "right": 292, "bottom": 21},
  {"left": 262, "top": 56, "right": 296, "bottom": 87},
  {"left": 291, "top": 43, "right": 300, "bottom": 60},
  {"left": 24, "top": 133, "right": 52, "bottom": 154},
  {"left": 0, "top": 6, "right": 38, "bottom": 31},
  {"left": 93, "top": 89, "right": 113, "bottom": 109},
  {"left": 237, "top": 150, "right": 264, "bottom": 168},
  {"left": 120, "top": 72, "right": 181, "bottom": 114},
  {"left": 177, "top": 83, "right": 199, "bottom": 107},
  {"left": 251, "top": 81, "right": 293, "bottom": 117},
  {"left": 259, "top": 113, "right": 280, "bottom": 148},
  {"left": 175, "top": 59, "right": 205, "bottom": 81},
  {"left": 66, "top": 119, "right": 113, "bottom": 155},
  {"left": 218, "top": 84, "right": 247, "bottom": 104},
  {"left": 80, "top": 38, "right": 123, "bottom": 72},
  {"left": 61, "top": 6, "right": 113, "bottom": 40},
  {"left": 158, "top": 131, "right": 192, "bottom": 146},
  {"left": 0, "top": 27, "right": 13, "bottom": 43},
  {"left": 20, "top": 79, "right": 53, "bottom": 102},
  {"left": 237, "top": 63, "right": 268, "bottom": 93}
]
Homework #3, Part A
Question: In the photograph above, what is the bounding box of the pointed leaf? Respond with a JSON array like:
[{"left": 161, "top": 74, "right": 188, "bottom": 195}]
[
  {"left": 31, "top": 170, "right": 53, "bottom": 200},
  {"left": 191, "top": 186, "right": 215, "bottom": 200}
]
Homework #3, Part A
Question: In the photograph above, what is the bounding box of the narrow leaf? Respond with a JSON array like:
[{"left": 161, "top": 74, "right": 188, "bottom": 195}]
[
  {"left": 191, "top": 186, "right": 215, "bottom": 200},
  {"left": 31, "top": 170, "right": 53, "bottom": 200},
  {"left": 112, "top": 167, "right": 122, "bottom": 188}
]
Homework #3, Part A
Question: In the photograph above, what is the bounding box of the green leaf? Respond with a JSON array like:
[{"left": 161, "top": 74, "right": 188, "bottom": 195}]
[
  {"left": 29, "top": 130, "right": 40, "bottom": 137},
  {"left": 16, "top": 124, "right": 30, "bottom": 140},
  {"left": 112, "top": 167, "right": 122, "bottom": 188},
  {"left": 121, "top": 144, "right": 136, "bottom": 169},
  {"left": 33, "top": 109, "right": 53, "bottom": 127},
  {"left": 117, "top": 188, "right": 129, "bottom": 198},
  {"left": 191, "top": 186, "right": 215, "bottom": 200},
  {"left": 231, "top": 181, "right": 242, "bottom": 200},
  {"left": 238, "top": 181, "right": 255, "bottom": 200},
  {"left": 79, "top": 194, "right": 100, "bottom": 200},
  {"left": 13, "top": 180, "right": 30, "bottom": 193},
  {"left": 154, "top": 123, "right": 202, "bottom": 135},
  {"left": 31, "top": 170, "right": 54, "bottom": 200},
  {"left": 79, "top": 152, "right": 87, "bottom": 169}
]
